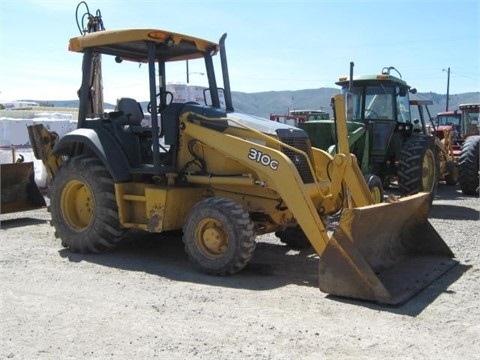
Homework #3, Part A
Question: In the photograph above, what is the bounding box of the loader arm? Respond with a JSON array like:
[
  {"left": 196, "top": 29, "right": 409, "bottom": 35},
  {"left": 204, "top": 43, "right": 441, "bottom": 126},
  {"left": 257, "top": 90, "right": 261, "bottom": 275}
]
[
  {"left": 328, "top": 95, "right": 375, "bottom": 208},
  {"left": 180, "top": 96, "right": 372, "bottom": 255},
  {"left": 181, "top": 118, "right": 333, "bottom": 256},
  {"left": 180, "top": 95, "right": 378, "bottom": 256}
]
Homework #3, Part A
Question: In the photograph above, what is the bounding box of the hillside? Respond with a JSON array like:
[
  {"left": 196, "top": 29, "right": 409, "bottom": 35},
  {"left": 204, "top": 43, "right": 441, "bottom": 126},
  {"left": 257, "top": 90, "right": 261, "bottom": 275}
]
[
  {"left": 235, "top": 89, "right": 480, "bottom": 119},
  {"left": 15, "top": 89, "right": 479, "bottom": 120}
]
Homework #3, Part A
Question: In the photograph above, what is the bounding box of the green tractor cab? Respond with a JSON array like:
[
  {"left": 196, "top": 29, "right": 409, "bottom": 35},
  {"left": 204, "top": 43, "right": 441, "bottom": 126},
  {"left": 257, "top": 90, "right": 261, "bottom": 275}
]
[{"left": 299, "top": 66, "right": 439, "bottom": 203}]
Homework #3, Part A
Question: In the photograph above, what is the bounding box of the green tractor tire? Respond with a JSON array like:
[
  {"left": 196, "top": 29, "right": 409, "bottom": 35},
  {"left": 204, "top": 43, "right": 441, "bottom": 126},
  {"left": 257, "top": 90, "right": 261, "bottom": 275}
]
[
  {"left": 398, "top": 135, "right": 439, "bottom": 202},
  {"left": 459, "top": 135, "right": 480, "bottom": 196}
]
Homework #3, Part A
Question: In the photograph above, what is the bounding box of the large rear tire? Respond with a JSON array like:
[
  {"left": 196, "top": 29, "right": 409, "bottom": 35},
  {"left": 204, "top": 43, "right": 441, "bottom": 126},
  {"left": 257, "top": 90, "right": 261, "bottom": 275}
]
[
  {"left": 459, "top": 135, "right": 480, "bottom": 196},
  {"left": 183, "top": 197, "right": 256, "bottom": 275},
  {"left": 49, "top": 156, "right": 126, "bottom": 253},
  {"left": 398, "top": 135, "right": 439, "bottom": 201}
]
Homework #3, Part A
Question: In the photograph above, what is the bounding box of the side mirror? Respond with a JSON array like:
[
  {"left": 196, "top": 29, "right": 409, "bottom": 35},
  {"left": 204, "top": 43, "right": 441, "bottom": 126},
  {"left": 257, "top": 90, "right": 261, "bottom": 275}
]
[{"left": 398, "top": 87, "right": 407, "bottom": 96}]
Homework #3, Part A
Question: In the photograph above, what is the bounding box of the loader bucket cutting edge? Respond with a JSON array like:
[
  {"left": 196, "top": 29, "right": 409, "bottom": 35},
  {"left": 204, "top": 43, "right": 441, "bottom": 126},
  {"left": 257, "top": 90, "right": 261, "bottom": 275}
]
[
  {"left": 1, "top": 162, "right": 46, "bottom": 214},
  {"left": 318, "top": 192, "right": 457, "bottom": 305}
]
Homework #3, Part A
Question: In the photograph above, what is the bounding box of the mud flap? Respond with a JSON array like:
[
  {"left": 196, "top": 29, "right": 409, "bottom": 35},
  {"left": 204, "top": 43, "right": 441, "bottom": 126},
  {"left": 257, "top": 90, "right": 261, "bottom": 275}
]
[
  {"left": 1, "top": 162, "right": 46, "bottom": 214},
  {"left": 318, "top": 192, "right": 457, "bottom": 305}
]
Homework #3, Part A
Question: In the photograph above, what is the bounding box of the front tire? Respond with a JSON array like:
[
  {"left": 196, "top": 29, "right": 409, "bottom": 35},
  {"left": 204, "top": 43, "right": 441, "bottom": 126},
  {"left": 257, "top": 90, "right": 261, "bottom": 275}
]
[
  {"left": 183, "top": 197, "right": 256, "bottom": 275},
  {"left": 49, "top": 156, "right": 126, "bottom": 253},
  {"left": 364, "top": 173, "right": 384, "bottom": 203},
  {"left": 398, "top": 135, "right": 439, "bottom": 201},
  {"left": 459, "top": 135, "right": 480, "bottom": 196}
]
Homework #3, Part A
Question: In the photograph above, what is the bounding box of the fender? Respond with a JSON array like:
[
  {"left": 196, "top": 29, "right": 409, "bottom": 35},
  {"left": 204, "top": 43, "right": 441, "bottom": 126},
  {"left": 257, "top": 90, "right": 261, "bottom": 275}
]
[{"left": 53, "top": 128, "right": 132, "bottom": 182}]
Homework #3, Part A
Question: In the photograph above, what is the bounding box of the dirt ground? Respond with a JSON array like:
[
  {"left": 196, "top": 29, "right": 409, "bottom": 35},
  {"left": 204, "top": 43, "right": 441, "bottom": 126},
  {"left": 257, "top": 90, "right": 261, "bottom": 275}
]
[{"left": 1, "top": 184, "right": 479, "bottom": 360}]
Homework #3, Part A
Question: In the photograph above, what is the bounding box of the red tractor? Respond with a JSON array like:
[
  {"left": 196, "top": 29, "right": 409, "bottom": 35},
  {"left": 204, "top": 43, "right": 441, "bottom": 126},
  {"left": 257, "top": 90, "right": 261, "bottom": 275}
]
[
  {"left": 458, "top": 104, "right": 480, "bottom": 195},
  {"left": 432, "top": 104, "right": 479, "bottom": 195},
  {"left": 269, "top": 109, "right": 329, "bottom": 127}
]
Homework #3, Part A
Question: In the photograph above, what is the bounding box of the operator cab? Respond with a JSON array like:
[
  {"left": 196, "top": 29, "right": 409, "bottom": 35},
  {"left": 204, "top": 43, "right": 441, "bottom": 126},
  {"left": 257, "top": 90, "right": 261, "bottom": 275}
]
[
  {"left": 458, "top": 103, "right": 480, "bottom": 137},
  {"left": 336, "top": 69, "right": 415, "bottom": 162},
  {"left": 66, "top": 29, "right": 233, "bottom": 178}
]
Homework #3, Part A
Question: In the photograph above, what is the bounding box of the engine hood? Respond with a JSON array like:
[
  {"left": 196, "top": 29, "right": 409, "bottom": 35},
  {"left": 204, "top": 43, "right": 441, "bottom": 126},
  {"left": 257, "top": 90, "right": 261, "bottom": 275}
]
[{"left": 226, "top": 111, "right": 299, "bottom": 136}]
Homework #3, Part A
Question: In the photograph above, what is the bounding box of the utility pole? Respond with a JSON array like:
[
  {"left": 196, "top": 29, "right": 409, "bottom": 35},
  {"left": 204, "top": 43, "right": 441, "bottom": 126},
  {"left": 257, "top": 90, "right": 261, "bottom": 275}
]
[{"left": 444, "top": 67, "right": 450, "bottom": 111}]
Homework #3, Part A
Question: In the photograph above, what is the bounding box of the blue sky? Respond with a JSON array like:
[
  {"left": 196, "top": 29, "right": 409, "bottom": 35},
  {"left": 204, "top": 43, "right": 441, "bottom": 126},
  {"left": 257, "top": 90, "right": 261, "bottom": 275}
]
[{"left": 1, "top": 0, "right": 479, "bottom": 103}]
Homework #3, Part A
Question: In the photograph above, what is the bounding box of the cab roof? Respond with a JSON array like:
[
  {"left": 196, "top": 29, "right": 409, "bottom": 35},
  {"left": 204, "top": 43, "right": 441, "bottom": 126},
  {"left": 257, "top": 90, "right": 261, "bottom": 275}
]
[
  {"left": 68, "top": 28, "right": 219, "bottom": 62},
  {"left": 458, "top": 103, "right": 480, "bottom": 110},
  {"left": 336, "top": 74, "right": 408, "bottom": 87}
]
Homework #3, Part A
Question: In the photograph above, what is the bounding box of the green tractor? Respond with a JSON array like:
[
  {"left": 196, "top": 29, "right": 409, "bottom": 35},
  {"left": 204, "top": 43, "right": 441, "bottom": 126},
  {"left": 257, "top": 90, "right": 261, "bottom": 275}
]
[{"left": 299, "top": 65, "right": 439, "bottom": 203}]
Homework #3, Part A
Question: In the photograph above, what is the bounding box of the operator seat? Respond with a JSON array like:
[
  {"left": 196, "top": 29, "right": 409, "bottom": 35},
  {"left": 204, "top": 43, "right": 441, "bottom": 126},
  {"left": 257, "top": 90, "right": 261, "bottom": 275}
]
[
  {"left": 116, "top": 97, "right": 144, "bottom": 126},
  {"left": 112, "top": 98, "right": 149, "bottom": 167},
  {"left": 115, "top": 97, "right": 152, "bottom": 137}
]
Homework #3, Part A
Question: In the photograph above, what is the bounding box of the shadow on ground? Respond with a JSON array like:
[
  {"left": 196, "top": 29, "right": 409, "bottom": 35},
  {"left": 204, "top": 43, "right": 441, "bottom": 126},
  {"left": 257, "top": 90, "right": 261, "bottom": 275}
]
[
  {"left": 0, "top": 217, "right": 48, "bottom": 229},
  {"left": 59, "top": 230, "right": 320, "bottom": 292},
  {"left": 430, "top": 185, "right": 479, "bottom": 220},
  {"left": 58, "top": 227, "right": 468, "bottom": 314},
  {"left": 325, "top": 262, "right": 470, "bottom": 316}
]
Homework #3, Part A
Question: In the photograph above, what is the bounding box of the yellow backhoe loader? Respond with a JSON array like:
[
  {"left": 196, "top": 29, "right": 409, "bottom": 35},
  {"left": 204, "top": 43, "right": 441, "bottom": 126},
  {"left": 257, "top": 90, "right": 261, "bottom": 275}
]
[{"left": 28, "top": 7, "right": 457, "bottom": 304}]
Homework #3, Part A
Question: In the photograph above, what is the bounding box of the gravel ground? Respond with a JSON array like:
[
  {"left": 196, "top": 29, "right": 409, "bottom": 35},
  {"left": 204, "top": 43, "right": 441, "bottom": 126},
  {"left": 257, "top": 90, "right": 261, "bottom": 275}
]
[{"left": 1, "top": 184, "right": 479, "bottom": 360}]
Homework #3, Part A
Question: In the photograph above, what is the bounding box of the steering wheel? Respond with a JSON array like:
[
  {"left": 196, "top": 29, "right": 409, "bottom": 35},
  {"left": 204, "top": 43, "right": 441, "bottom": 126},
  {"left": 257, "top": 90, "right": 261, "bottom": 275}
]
[
  {"left": 364, "top": 108, "right": 380, "bottom": 119},
  {"left": 147, "top": 91, "right": 174, "bottom": 113}
]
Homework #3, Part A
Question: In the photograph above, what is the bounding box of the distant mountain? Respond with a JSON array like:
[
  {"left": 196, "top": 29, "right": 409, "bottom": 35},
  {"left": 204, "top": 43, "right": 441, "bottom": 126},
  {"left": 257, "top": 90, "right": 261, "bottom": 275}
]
[
  {"left": 409, "top": 92, "right": 480, "bottom": 118},
  {"left": 234, "top": 88, "right": 340, "bottom": 118},
  {"left": 28, "top": 100, "right": 116, "bottom": 109},
  {"left": 28, "top": 89, "right": 479, "bottom": 119}
]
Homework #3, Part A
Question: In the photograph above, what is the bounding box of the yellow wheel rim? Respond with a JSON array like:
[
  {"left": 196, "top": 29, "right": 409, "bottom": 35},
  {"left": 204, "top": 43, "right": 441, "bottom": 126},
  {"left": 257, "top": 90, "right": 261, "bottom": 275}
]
[
  {"left": 61, "top": 179, "right": 94, "bottom": 231},
  {"left": 195, "top": 218, "right": 228, "bottom": 258},
  {"left": 371, "top": 186, "right": 382, "bottom": 203},
  {"left": 422, "top": 149, "right": 436, "bottom": 192}
]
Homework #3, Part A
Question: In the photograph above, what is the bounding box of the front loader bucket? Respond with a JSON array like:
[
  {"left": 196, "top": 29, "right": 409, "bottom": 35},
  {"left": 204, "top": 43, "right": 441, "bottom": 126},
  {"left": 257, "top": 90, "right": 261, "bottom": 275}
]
[
  {"left": 1, "top": 162, "right": 46, "bottom": 214},
  {"left": 319, "top": 192, "right": 457, "bottom": 305}
]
